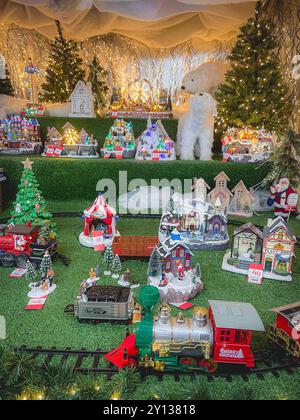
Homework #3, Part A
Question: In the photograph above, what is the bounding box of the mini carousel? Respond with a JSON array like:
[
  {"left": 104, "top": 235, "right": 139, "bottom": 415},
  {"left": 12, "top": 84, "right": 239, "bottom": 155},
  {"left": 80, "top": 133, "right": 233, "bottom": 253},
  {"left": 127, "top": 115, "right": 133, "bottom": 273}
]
[
  {"left": 100, "top": 119, "right": 136, "bottom": 159},
  {"left": 0, "top": 114, "right": 42, "bottom": 155},
  {"left": 79, "top": 193, "right": 120, "bottom": 249},
  {"left": 135, "top": 118, "right": 176, "bottom": 161},
  {"left": 222, "top": 127, "right": 276, "bottom": 163},
  {"left": 43, "top": 123, "right": 98, "bottom": 158}
]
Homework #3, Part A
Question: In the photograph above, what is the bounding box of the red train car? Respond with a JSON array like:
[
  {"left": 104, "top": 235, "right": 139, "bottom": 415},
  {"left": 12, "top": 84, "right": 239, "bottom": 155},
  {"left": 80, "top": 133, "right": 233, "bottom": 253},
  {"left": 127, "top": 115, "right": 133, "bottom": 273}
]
[
  {"left": 268, "top": 302, "right": 300, "bottom": 358},
  {"left": 113, "top": 236, "right": 159, "bottom": 258},
  {"left": 209, "top": 300, "right": 265, "bottom": 368}
]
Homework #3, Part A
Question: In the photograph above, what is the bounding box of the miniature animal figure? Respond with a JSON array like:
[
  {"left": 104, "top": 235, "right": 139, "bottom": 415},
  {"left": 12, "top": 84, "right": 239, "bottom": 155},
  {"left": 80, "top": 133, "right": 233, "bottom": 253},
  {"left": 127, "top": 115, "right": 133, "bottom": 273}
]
[{"left": 177, "top": 92, "right": 217, "bottom": 161}]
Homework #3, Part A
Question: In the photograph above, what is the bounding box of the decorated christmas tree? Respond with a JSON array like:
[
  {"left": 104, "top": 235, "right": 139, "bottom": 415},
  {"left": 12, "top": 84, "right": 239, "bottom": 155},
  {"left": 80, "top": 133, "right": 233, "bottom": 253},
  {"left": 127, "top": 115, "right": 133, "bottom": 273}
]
[
  {"left": 103, "top": 246, "right": 114, "bottom": 275},
  {"left": 40, "top": 251, "right": 53, "bottom": 278},
  {"left": 148, "top": 248, "right": 162, "bottom": 279},
  {"left": 264, "top": 129, "right": 300, "bottom": 188},
  {"left": 9, "top": 159, "right": 56, "bottom": 231},
  {"left": 0, "top": 65, "right": 14, "bottom": 96},
  {"left": 87, "top": 56, "right": 109, "bottom": 115},
  {"left": 40, "top": 21, "right": 85, "bottom": 103},
  {"left": 112, "top": 254, "right": 122, "bottom": 279},
  {"left": 25, "top": 261, "right": 37, "bottom": 283},
  {"left": 216, "top": 1, "right": 292, "bottom": 134}
]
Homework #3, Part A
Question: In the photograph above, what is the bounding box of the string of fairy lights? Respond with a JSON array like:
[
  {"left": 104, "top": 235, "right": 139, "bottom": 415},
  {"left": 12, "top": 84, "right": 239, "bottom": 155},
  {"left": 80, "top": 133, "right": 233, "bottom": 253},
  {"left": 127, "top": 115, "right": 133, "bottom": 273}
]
[{"left": 0, "top": 23, "right": 228, "bottom": 104}]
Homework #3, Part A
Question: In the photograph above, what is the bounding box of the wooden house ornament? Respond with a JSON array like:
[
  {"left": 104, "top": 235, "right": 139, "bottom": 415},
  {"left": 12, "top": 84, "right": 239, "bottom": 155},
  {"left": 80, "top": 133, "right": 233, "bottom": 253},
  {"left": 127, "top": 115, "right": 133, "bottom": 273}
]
[
  {"left": 229, "top": 180, "right": 253, "bottom": 217},
  {"left": 208, "top": 171, "right": 233, "bottom": 211},
  {"left": 69, "top": 81, "right": 95, "bottom": 118},
  {"left": 47, "top": 127, "right": 63, "bottom": 144},
  {"left": 192, "top": 178, "right": 211, "bottom": 202}
]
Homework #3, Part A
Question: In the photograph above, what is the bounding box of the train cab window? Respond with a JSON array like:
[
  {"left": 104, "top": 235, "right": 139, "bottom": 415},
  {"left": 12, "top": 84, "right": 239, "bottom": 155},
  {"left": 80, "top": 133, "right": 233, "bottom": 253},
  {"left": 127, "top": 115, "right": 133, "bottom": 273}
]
[
  {"left": 234, "top": 330, "right": 249, "bottom": 344},
  {"left": 220, "top": 330, "right": 231, "bottom": 343}
]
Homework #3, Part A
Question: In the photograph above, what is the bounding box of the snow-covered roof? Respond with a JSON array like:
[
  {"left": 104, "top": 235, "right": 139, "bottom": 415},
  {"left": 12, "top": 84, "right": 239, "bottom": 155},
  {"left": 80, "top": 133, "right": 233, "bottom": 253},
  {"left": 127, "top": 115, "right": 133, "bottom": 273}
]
[{"left": 157, "top": 235, "right": 193, "bottom": 259}]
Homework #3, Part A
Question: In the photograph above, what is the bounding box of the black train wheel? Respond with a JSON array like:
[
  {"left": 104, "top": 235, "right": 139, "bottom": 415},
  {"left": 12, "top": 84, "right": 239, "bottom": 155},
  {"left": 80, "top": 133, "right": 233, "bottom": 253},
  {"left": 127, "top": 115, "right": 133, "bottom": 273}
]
[
  {"left": 1, "top": 253, "right": 15, "bottom": 267},
  {"left": 16, "top": 254, "right": 30, "bottom": 268}
]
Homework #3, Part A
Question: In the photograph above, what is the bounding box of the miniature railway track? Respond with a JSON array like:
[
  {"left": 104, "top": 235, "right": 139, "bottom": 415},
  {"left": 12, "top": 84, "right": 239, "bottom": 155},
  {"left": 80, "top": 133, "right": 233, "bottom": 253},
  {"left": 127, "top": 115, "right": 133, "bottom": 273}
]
[{"left": 17, "top": 346, "right": 300, "bottom": 382}]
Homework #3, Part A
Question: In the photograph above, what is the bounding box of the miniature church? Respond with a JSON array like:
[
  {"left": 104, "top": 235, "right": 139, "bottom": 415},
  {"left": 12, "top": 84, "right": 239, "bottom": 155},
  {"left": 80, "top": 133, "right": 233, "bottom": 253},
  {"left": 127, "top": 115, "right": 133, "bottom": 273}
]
[{"left": 69, "top": 81, "right": 95, "bottom": 118}]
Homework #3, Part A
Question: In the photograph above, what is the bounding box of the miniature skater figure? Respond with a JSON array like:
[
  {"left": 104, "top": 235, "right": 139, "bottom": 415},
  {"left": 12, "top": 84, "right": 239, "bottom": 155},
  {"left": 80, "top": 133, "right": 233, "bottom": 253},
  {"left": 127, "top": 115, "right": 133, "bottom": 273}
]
[{"left": 267, "top": 178, "right": 298, "bottom": 219}]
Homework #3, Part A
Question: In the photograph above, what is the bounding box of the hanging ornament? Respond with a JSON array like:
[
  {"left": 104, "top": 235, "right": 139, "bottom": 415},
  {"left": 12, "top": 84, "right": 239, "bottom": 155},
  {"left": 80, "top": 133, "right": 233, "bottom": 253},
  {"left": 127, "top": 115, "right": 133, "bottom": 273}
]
[
  {"left": 15, "top": 203, "right": 21, "bottom": 214},
  {"left": 35, "top": 203, "right": 40, "bottom": 214}
]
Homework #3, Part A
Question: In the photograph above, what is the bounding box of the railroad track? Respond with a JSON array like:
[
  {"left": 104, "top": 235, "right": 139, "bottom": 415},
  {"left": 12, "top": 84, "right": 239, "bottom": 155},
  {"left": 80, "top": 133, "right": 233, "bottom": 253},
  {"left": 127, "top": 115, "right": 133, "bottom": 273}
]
[{"left": 17, "top": 346, "right": 300, "bottom": 382}]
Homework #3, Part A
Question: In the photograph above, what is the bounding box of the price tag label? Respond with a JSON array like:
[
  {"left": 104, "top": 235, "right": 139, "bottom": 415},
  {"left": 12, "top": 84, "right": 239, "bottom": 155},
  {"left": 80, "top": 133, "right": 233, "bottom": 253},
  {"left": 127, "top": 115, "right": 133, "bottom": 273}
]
[{"left": 248, "top": 263, "right": 263, "bottom": 285}]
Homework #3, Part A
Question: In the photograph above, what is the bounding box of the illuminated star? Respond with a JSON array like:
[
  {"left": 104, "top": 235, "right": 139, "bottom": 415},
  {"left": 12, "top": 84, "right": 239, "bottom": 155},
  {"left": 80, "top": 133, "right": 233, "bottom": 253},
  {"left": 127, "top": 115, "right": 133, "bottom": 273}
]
[{"left": 22, "top": 158, "right": 34, "bottom": 170}]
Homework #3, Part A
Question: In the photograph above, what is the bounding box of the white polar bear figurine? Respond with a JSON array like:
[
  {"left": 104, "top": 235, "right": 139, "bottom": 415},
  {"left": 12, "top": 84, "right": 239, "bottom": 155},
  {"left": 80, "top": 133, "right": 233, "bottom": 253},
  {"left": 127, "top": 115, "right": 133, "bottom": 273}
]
[
  {"left": 177, "top": 92, "right": 217, "bottom": 161},
  {"left": 181, "top": 61, "right": 230, "bottom": 96}
]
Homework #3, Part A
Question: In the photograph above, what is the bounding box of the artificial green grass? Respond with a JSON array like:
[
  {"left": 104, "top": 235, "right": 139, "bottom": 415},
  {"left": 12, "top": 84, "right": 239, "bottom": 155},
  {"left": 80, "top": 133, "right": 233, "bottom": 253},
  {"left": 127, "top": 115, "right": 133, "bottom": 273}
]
[
  {"left": 0, "top": 155, "right": 271, "bottom": 204},
  {"left": 0, "top": 208, "right": 300, "bottom": 400}
]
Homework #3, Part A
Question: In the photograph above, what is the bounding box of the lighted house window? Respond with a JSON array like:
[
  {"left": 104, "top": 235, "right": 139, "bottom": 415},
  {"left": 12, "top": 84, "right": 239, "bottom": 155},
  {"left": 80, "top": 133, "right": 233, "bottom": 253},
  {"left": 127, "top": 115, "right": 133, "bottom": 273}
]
[
  {"left": 277, "top": 231, "right": 284, "bottom": 240},
  {"left": 220, "top": 330, "right": 231, "bottom": 343},
  {"left": 218, "top": 181, "right": 226, "bottom": 188},
  {"left": 172, "top": 251, "right": 176, "bottom": 258},
  {"left": 166, "top": 262, "right": 171, "bottom": 270},
  {"left": 180, "top": 250, "right": 185, "bottom": 257},
  {"left": 186, "top": 260, "right": 190, "bottom": 268}
]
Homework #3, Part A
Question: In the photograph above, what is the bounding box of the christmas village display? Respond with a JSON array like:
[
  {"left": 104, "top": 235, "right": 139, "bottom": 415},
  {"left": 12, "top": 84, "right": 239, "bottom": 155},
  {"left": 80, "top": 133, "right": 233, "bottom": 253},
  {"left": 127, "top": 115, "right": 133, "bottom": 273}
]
[
  {"left": 26, "top": 252, "right": 56, "bottom": 298},
  {"left": 0, "top": 115, "right": 42, "bottom": 155},
  {"left": 43, "top": 122, "right": 98, "bottom": 158},
  {"left": 148, "top": 229, "right": 203, "bottom": 304},
  {"left": 135, "top": 118, "right": 176, "bottom": 161},
  {"left": 222, "top": 127, "right": 275, "bottom": 164},
  {"left": 79, "top": 193, "right": 119, "bottom": 249},
  {"left": 222, "top": 217, "right": 297, "bottom": 282},
  {"left": 100, "top": 119, "right": 136, "bottom": 159},
  {"left": 107, "top": 81, "right": 173, "bottom": 119}
]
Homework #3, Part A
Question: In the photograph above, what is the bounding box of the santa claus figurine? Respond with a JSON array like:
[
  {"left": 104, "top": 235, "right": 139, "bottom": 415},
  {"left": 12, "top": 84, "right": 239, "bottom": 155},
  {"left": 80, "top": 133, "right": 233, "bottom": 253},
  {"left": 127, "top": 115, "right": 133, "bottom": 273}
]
[{"left": 267, "top": 178, "right": 298, "bottom": 219}]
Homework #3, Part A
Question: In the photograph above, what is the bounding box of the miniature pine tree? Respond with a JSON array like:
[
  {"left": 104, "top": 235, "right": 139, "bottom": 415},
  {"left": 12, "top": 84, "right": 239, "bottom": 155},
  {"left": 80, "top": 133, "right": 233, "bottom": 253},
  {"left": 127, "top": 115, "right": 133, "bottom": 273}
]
[
  {"left": 87, "top": 56, "right": 109, "bottom": 115},
  {"left": 263, "top": 129, "right": 300, "bottom": 188},
  {"left": 112, "top": 254, "right": 122, "bottom": 279},
  {"left": 9, "top": 160, "right": 56, "bottom": 230},
  {"left": 148, "top": 248, "right": 162, "bottom": 279},
  {"left": 167, "top": 195, "right": 176, "bottom": 214},
  {"left": 216, "top": 1, "right": 292, "bottom": 135},
  {"left": 103, "top": 246, "right": 114, "bottom": 275},
  {"left": 26, "top": 261, "right": 37, "bottom": 283},
  {"left": 195, "top": 263, "right": 202, "bottom": 278},
  {"left": 0, "top": 65, "right": 14, "bottom": 96},
  {"left": 40, "top": 21, "right": 85, "bottom": 103},
  {"left": 40, "top": 251, "right": 53, "bottom": 278}
]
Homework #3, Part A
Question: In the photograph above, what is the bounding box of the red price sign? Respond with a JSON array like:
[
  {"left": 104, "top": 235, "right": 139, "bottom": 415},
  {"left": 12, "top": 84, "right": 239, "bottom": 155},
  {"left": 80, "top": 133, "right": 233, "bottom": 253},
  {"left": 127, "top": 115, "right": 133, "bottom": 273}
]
[{"left": 247, "top": 263, "right": 263, "bottom": 285}]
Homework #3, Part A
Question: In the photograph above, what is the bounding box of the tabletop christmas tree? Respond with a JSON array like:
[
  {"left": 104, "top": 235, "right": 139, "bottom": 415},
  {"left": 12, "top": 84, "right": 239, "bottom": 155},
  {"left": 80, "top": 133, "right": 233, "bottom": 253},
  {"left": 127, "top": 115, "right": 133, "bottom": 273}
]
[
  {"left": 25, "top": 261, "right": 37, "bottom": 283},
  {"left": 103, "top": 246, "right": 114, "bottom": 276},
  {"left": 40, "top": 21, "right": 85, "bottom": 103},
  {"left": 112, "top": 254, "right": 122, "bottom": 279},
  {"left": 87, "top": 56, "right": 109, "bottom": 116},
  {"left": 148, "top": 247, "right": 162, "bottom": 279},
  {"left": 0, "top": 64, "right": 14, "bottom": 96},
  {"left": 40, "top": 251, "right": 53, "bottom": 278},
  {"left": 9, "top": 159, "right": 56, "bottom": 232},
  {"left": 216, "top": 1, "right": 292, "bottom": 135}
]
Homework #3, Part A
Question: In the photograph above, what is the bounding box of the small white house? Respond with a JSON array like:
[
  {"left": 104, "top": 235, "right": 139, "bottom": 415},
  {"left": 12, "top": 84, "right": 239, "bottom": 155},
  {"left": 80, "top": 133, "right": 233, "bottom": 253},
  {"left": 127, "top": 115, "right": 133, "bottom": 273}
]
[{"left": 69, "top": 81, "right": 95, "bottom": 118}]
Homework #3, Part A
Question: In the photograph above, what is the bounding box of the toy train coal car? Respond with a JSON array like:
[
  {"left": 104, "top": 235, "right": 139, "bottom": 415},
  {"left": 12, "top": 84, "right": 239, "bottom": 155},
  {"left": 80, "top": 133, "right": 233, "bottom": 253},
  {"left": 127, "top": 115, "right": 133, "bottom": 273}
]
[
  {"left": 73, "top": 285, "right": 134, "bottom": 324},
  {"left": 0, "top": 224, "right": 57, "bottom": 268},
  {"left": 105, "top": 286, "right": 266, "bottom": 372}
]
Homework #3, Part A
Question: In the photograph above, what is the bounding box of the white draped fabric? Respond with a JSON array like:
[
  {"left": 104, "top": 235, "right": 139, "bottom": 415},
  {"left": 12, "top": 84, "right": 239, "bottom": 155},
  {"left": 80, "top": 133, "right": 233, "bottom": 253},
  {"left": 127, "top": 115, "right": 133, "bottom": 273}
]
[{"left": 0, "top": 0, "right": 256, "bottom": 48}]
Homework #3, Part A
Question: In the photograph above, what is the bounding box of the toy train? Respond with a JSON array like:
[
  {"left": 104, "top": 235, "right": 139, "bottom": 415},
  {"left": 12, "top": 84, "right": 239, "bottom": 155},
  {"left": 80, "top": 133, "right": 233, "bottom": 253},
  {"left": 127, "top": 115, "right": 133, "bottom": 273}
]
[
  {"left": 0, "top": 224, "right": 57, "bottom": 268},
  {"left": 112, "top": 236, "right": 159, "bottom": 258},
  {"left": 105, "top": 286, "right": 300, "bottom": 373},
  {"left": 65, "top": 285, "right": 134, "bottom": 324}
]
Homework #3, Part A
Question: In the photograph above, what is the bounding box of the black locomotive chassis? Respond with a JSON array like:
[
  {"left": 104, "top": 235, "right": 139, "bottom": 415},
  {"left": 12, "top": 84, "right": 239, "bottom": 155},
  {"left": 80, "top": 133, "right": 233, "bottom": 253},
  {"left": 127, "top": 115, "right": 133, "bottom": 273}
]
[{"left": 16, "top": 346, "right": 300, "bottom": 381}]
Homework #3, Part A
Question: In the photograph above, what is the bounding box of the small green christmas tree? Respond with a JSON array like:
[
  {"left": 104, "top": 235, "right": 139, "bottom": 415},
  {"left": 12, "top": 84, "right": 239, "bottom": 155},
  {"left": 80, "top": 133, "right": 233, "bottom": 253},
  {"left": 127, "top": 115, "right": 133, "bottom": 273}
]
[
  {"left": 40, "top": 251, "right": 53, "bottom": 278},
  {"left": 264, "top": 129, "right": 300, "bottom": 188},
  {"left": 40, "top": 21, "right": 85, "bottom": 103},
  {"left": 148, "top": 248, "right": 162, "bottom": 279},
  {"left": 195, "top": 263, "right": 202, "bottom": 278},
  {"left": 0, "top": 65, "right": 14, "bottom": 96},
  {"left": 26, "top": 261, "right": 37, "bottom": 283},
  {"left": 9, "top": 159, "right": 56, "bottom": 231},
  {"left": 103, "top": 246, "right": 114, "bottom": 275},
  {"left": 112, "top": 254, "right": 122, "bottom": 279},
  {"left": 216, "top": 1, "right": 292, "bottom": 135},
  {"left": 87, "top": 56, "right": 109, "bottom": 115}
]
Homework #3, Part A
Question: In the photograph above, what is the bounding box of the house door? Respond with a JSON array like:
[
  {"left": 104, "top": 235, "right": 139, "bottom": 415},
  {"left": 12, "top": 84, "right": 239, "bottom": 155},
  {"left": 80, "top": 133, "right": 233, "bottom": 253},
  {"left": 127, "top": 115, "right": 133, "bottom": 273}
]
[{"left": 264, "top": 258, "right": 273, "bottom": 272}]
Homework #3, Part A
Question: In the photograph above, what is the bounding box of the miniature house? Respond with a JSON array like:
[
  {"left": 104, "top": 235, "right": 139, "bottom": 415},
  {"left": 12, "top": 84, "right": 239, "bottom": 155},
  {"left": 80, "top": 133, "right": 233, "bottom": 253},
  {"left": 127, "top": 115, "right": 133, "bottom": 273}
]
[
  {"left": 223, "top": 217, "right": 296, "bottom": 281},
  {"left": 192, "top": 178, "right": 211, "bottom": 202},
  {"left": 101, "top": 119, "right": 136, "bottom": 159},
  {"left": 69, "top": 81, "right": 95, "bottom": 118},
  {"left": 156, "top": 229, "right": 193, "bottom": 275},
  {"left": 208, "top": 172, "right": 233, "bottom": 211},
  {"left": 229, "top": 180, "right": 253, "bottom": 217},
  {"left": 79, "top": 193, "right": 119, "bottom": 248},
  {"left": 261, "top": 217, "right": 296, "bottom": 279},
  {"left": 47, "top": 127, "right": 63, "bottom": 144},
  {"left": 231, "top": 223, "right": 264, "bottom": 270}
]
